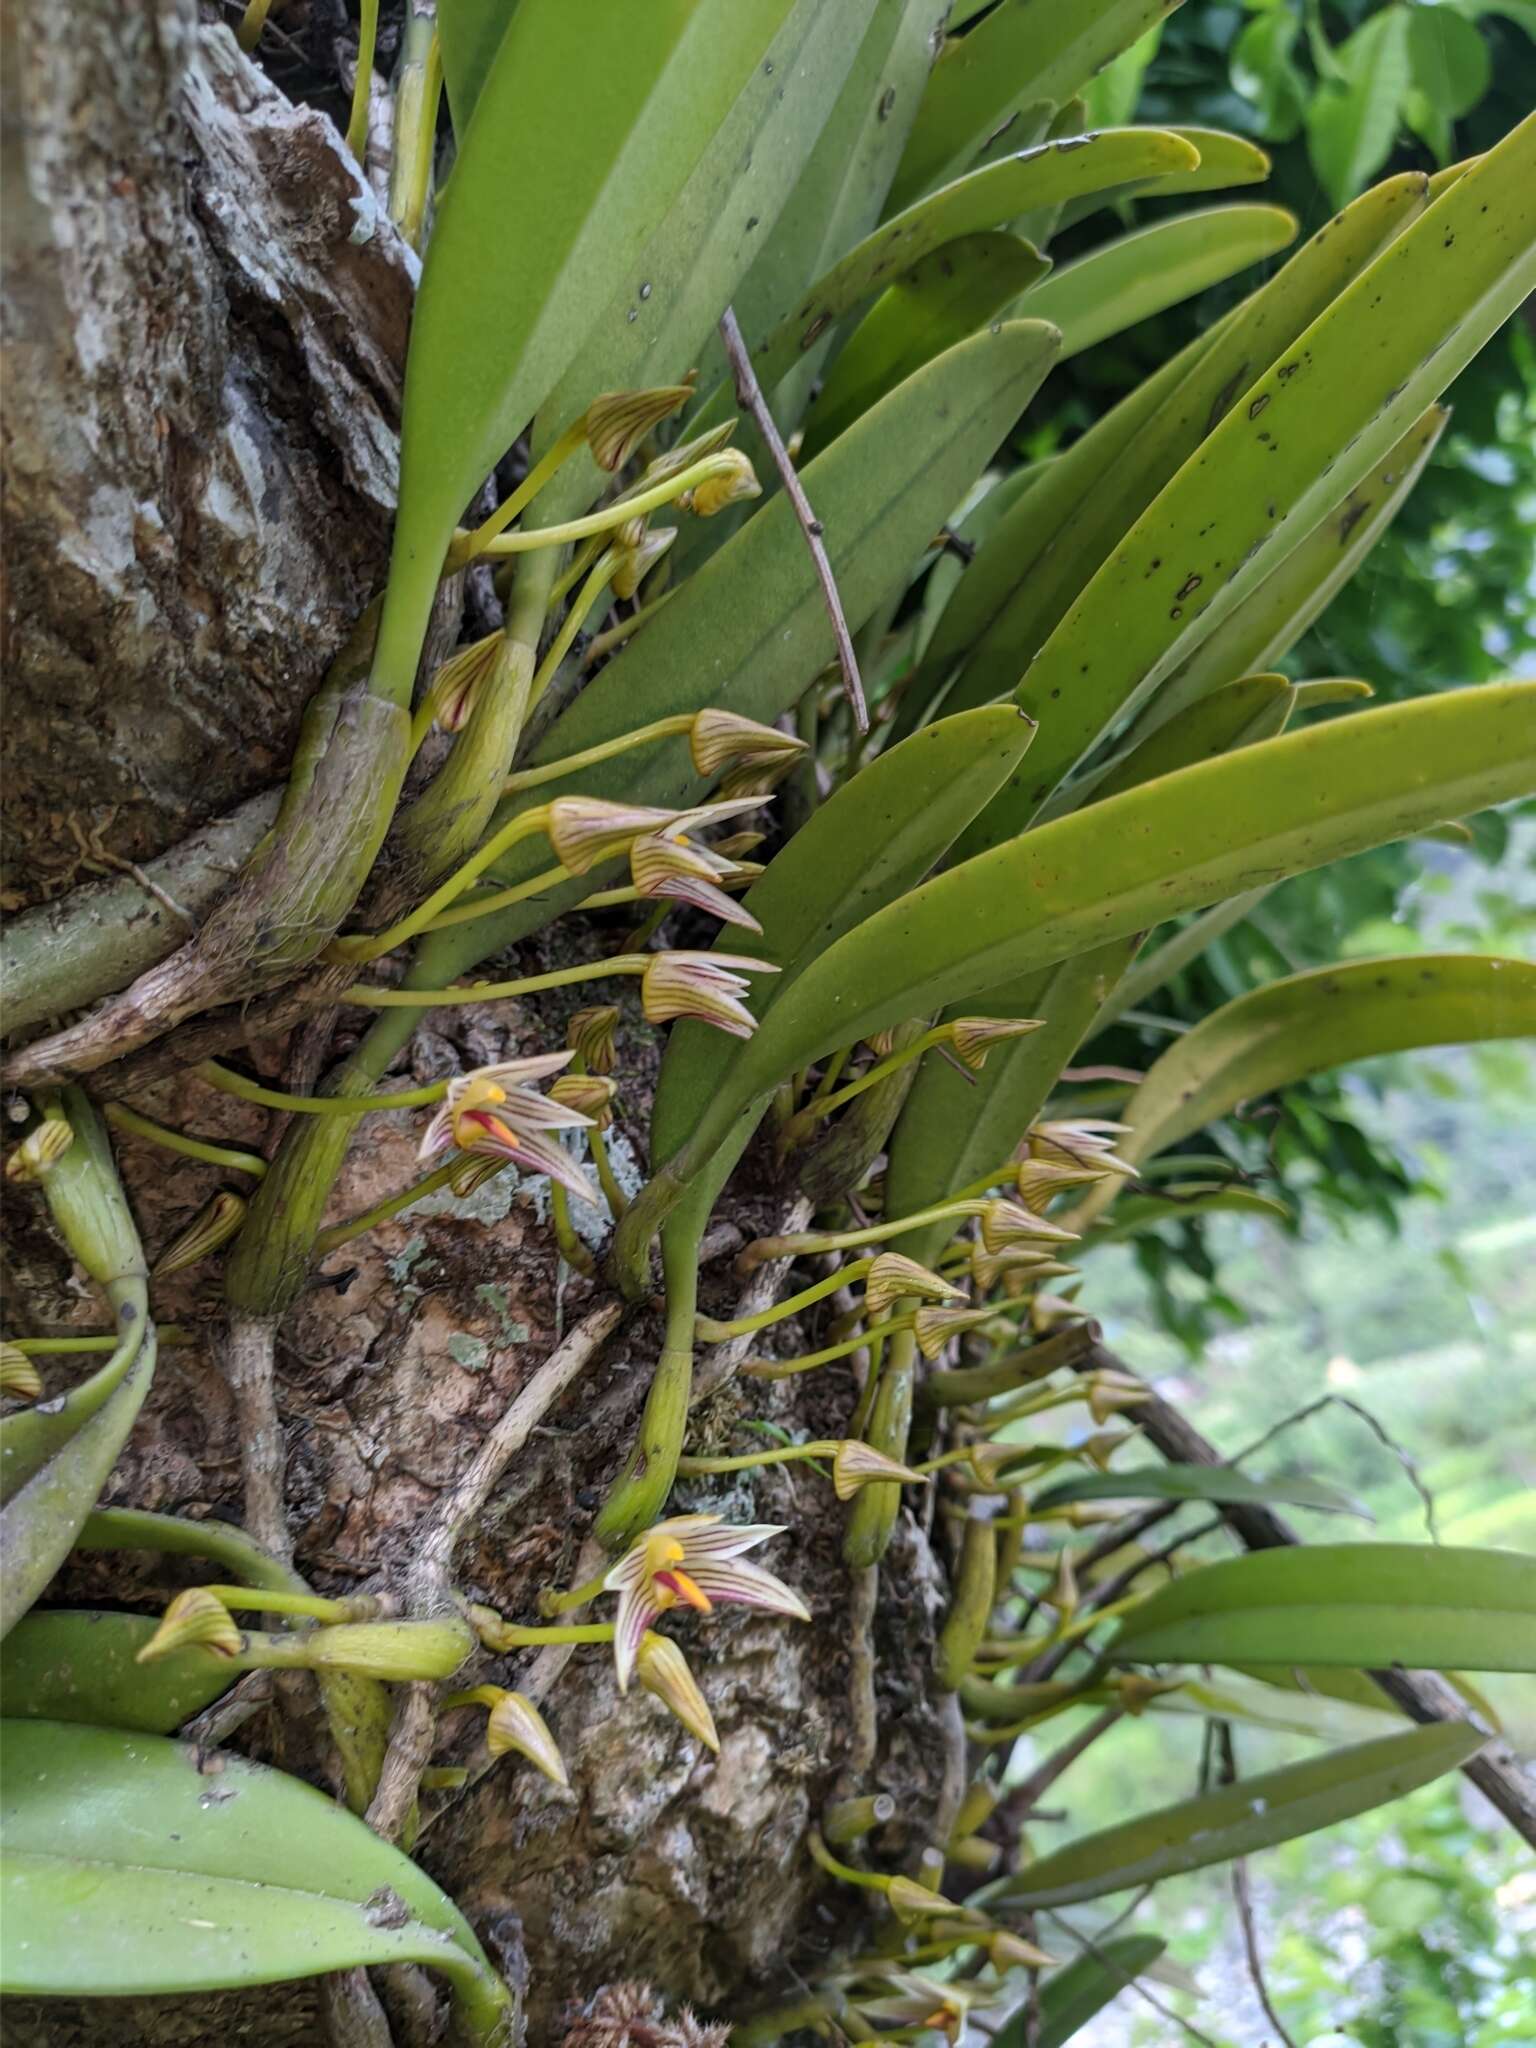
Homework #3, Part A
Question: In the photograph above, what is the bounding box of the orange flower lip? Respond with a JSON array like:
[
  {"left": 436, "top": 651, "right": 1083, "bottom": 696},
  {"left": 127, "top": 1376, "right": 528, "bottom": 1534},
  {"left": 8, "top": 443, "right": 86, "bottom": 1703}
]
[{"left": 652, "top": 1567, "right": 712, "bottom": 1614}]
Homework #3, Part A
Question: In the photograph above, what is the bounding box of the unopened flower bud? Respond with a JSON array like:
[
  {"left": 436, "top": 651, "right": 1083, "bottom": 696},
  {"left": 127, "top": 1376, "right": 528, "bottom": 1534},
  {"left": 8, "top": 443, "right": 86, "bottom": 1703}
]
[
  {"left": 1086, "top": 1369, "right": 1148, "bottom": 1424},
  {"left": 688, "top": 709, "right": 806, "bottom": 781},
  {"left": 420, "top": 632, "right": 511, "bottom": 734},
  {"left": 1043, "top": 1548, "right": 1078, "bottom": 1621},
  {"left": 886, "top": 1875, "right": 965, "bottom": 1923},
  {"left": 989, "top": 1930, "right": 1057, "bottom": 1969},
  {"left": 583, "top": 380, "right": 696, "bottom": 472},
  {"left": 864, "top": 1252, "right": 963, "bottom": 1319},
  {"left": 967, "top": 1442, "right": 1021, "bottom": 1488},
  {"left": 449, "top": 1154, "right": 511, "bottom": 1197},
  {"left": 5, "top": 1119, "right": 75, "bottom": 1183},
  {"left": 567, "top": 1005, "right": 620, "bottom": 1075},
  {"left": 550, "top": 1073, "right": 617, "bottom": 1129},
  {"left": 629, "top": 831, "right": 762, "bottom": 932},
  {"left": 634, "top": 420, "right": 738, "bottom": 492},
  {"left": 979, "top": 1200, "right": 1079, "bottom": 1254},
  {"left": 1079, "top": 1428, "right": 1134, "bottom": 1470},
  {"left": 0, "top": 1345, "right": 43, "bottom": 1401},
  {"left": 948, "top": 1017, "right": 1043, "bottom": 1072},
  {"left": 637, "top": 1631, "right": 719, "bottom": 1752},
  {"left": 707, "top": 830, "right": 766, "bottom": 862},
  {"left": 610, "top": 522, "right": 676, "bottom": 602},
  {"left": 831, "top": 1439, "right": 926, "bottom": 1501},
  {"left": 1014, "top": 1157, "right": 1108, "bottom": 1207},
  {"left": 680, "top": 448, "right": 761, "bottom": 518},
  {"left": 913, "top": 1305, "right": 996, "bottom": 1361},
  {"left": 153, "top": 1190, "right": 247, "bottom": 1276},
  {"left": 137, "top": 1588, "right": 243, "bottom": 1664}
]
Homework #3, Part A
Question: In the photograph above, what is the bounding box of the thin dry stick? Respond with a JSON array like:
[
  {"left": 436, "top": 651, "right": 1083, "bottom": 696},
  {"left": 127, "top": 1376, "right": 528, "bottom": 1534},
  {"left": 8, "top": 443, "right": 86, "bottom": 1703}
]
[
  {"left": 692, "top": 1194, "right": 815, "bottom": 1404},
  {"left": 366, "top": 1681, "right": 439, "bottom": 1843},
  {"left": 718, "top": 306, "right": 868, "bottom": 734},
  {"left": 413, "top": 1298, "right": 626, "bottom": 1590},
  {"left": 1218, "top": 1723, "right": 1301, "bottom": 2048},
  {"left": 999, "top": 1707, "right": 1123, "bottom": 1831},
  {"left": 1046, "top": 1913, "right": 1224, "bottom": 2048},
  {"left": 1076, "top": 1339, "right": 1536, "bottom": 1851}
]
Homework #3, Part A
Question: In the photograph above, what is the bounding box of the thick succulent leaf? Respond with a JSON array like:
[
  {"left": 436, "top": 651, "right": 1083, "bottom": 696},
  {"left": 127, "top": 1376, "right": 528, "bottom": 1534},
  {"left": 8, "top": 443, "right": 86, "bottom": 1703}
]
[
  {"left": 1084, "top": 1184, "right": 1291, "bottom": 1238},
  {"left": 372, "top": 0, "right": 808, "bottom": 692},
  {"left": 993, "top": 1723, "right": 1484, "bottom": 1907},
  {"left": 709, "top": 128, "right": 1200, "bottom": 416},
  {"left": 1075, "top": 953, "right": 1536, "bottom": 1226},
  {"left": 1054, "top": 124, "right": 1272, "bottom": 229},
  {"left": 1, "top": 1329, "right": 155, "bottom": 1643},
  {"left": 930, "top": 173, "right": 1429, "bottom": 730},
  {"left": 409, "top": 320, "right": 1063, "bottom": 982},
  {"left": 1144, "top": 1670, "right": 1402, "bottom": 1747},
  {"left": 1133, "top": 405, "right": 1447, "bottom": 739},
  {"left": 1032, "top": 1466, "right": 1368, "bottom": 1518},
  {"left": 994, "top": 1937, "right": 1168, "bottom": 2048},
  {"left": 800, "top": 231, "right": 1050, "bottom": 457},
  {"left": 969, "top": 117, "right": 1536, "bottom": 838},
  {"left": 436, "top": 0, "right": 517, "bottom": 132},
  {"left": 533, "top": 0, "right": 877, "bottom": 481},
  {"left": 1110, "top": 1544, "right": 1536, "bottom": 1672},
  {"left": 650, "top": 684, "right": 1536, "bottom": 1187},
  {"left": 701, "top": 0, "right": 941, "bottom": 415},
  {"left": 0, "top": 1611, "right": 234, "bottom": 1734},
  {"left": 886, "top": 0, "right": 1184, "bottom": 213},
  {"left": 1088, "top": 887, "right": 1275, "bottom": 1036},
  {"left": 1018, "top": 203, "right": 1299, "bottom": 359},
  {"left": 0, "top": 1722, "right": 510, "bottom": 2029},
  {"left": 1040, "top": 672, "right": 1294, "bottom": 819}
]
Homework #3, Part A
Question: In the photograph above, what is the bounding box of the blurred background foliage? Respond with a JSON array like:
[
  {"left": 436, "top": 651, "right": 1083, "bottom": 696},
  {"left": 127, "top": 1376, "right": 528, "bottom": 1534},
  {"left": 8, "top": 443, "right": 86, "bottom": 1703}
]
[
  {"left": 1018, "top": 0, "right": 1536, "bottom": 1351},
  {"left": 983, "top": 9, "right": 1536, "bottom": 2038}
]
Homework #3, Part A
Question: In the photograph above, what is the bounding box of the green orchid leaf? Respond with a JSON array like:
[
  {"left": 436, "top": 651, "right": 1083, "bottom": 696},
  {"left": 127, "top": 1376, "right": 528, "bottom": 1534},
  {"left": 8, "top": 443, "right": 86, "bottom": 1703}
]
[
  {"left": 698, "top": 0, "right": 941, "bottom": 426},
  {"left": 533, "top": 0, "right": 877, "bottom": 486},
  {"left": 918, "top": 170, "right": 1428, "bottom": 734},
  {"left": 710, "top": 127, "right": 1200, "bottom": 418},
  {"left": 0, "top": 1611, "right": 234, "bottom": 1734},
  {"left": 436, "top": 0, "right": 517, "bottom": 133},
  {"left": 0, "top": 1722, "right": 513, "bottom": 2037},
  {"left": 800, "top": 231, "right": 1050, "bottom": 459},
  {"left": 886, "top": 0, "right": 1184, "bottom": 214},
  {"left": 1074, "top": 953, "right": 1536, "bottom": 1226},
  {"left": 1109, "top": 1544, "right": 1536, "bottom": 1672},
  {"left": 1131, "top": 405, "right": 1447, "bottom": 740},
  {"left": 1084, "top": 1183, "right": 1292, "bottom": 1239},
  {"left": 994, "top": 1724, "right": 1485, "bottom": 1908},
  {"left": 997, "top": 1936, "right": 1168, "bottom": 2048},
  {"left": 966, "top": 115, "right": 1536, "bottom": 840},
  {"left": 1143, "top": 1670, "right": 1402, "bottom": 1748},
  {"left": 371, "top": 0, "right": 810, "bottom": 696},
  {"left": 413, "top": 319, "right": 1062, "bottom": 982},
  {"left": 1018, "top": 203, "right": 1299, "bottom": 360},
  {"left": 1088, "top": 887, "right": 1275, "bottom": 1037},
  {"left": 1055, "top": 125, "right": 1273, "bottom": 231},
  {"left": 645, "top": 684, "right": 1536, "bottom": 1207},
  {"left": 73, "top": 1507, "right": 392, "bottom": 1819},
  {"left": 1032, "top": 1465, "right": 1368, "bottom": 1518},
  {"left": 1040, "top": 671, "right": 1294, "bottom": 820}
]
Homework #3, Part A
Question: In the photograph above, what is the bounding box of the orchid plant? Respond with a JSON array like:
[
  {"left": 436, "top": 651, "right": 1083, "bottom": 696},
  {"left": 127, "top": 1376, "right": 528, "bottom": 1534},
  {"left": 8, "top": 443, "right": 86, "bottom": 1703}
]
[{"left": 2, "top": 3, "right": 1535, "bottom": 2045}]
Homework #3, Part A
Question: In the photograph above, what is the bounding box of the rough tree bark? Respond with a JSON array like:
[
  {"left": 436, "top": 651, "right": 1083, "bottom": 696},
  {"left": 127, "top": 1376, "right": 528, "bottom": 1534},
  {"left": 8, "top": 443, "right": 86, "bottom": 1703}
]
[{"left": 0, "top": 9, "right": 957, "bottom": 2041}]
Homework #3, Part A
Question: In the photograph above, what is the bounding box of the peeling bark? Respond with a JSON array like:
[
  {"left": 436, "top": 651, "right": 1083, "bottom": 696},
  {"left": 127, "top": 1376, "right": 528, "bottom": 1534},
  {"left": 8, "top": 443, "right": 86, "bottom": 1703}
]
[{"left": 0, "top": 0, "right": 411, "bottom": 911}]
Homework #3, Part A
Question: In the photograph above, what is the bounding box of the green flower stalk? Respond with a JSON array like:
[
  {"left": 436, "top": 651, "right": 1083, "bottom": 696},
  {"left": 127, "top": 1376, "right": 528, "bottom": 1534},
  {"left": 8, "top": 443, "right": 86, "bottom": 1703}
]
[
  {"left": 806, "top": 1830, "right": 965, "bottom": 1923},
  {"left": 843, "top": 1324, "right": 920, "bottom": 1570},
  {"left": 103, "top": 1102, "right": 268, "bottom": 1178},
  {"left": 777, "top": 1018, "right": 1042, "bottom": 1150},
  {"left": 152, "top": 1191, "right": 248, "bottom": 1276},
  {"left": 674, "top": 1438, "right": 924, "bottom": 1496}
]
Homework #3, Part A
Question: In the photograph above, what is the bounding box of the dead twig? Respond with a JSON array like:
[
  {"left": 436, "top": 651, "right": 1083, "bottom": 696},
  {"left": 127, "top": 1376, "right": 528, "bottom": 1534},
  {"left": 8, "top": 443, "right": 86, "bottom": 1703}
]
[
  {"left": 1218, "top": 1723, "right": 1301, "bottom": 2048},
  {"left": 718, "top": 306, "right": 868, "bottom": 734}
]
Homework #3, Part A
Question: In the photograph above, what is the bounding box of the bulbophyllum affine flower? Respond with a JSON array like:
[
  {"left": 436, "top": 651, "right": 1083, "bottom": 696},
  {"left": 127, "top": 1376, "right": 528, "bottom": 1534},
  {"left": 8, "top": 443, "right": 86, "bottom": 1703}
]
[
  {"left": 1028, "top": 1117, "right": 1134, "bottom": 1176},
  {"left": 545, "top": 794, "right": 765, "bottom": 876},
  {"left": 416, "top": 1051, "right": 597, "bottom": 1204},
  {"left": 602, "top": 1513, "right": 809, "bottom": 1691},
  {"left": 979, "top": 1199, "right": 1081, "bottom": 1254},
  {"left": 4, "top": 1117, "right": 73, "bottom": 1184},
  {"left": 857, "top": 1969, "right": 986, "bottom": 2040},
  {"left": 640, "top": 951, "right": 780, "bottom": 1038},
  {"left": 629, "top": 823, "right": 763, "bottom": 932},
  {"left": 0, "top": 1345, "right": 43, "bottom": 1401}
]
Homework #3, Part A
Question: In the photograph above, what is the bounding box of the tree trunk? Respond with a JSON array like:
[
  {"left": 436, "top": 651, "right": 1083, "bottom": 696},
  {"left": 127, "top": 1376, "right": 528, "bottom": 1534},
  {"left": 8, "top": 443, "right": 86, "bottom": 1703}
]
[{"left": 0, "top": 9, "right": 957, "bottom": 2039}]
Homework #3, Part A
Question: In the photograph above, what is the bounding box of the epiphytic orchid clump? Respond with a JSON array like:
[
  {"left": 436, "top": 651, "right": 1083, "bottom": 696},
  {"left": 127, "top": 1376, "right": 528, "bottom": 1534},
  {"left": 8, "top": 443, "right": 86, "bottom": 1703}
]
[{"left": 2, "top": 4, "right": 1534, "bottom": 2040}]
